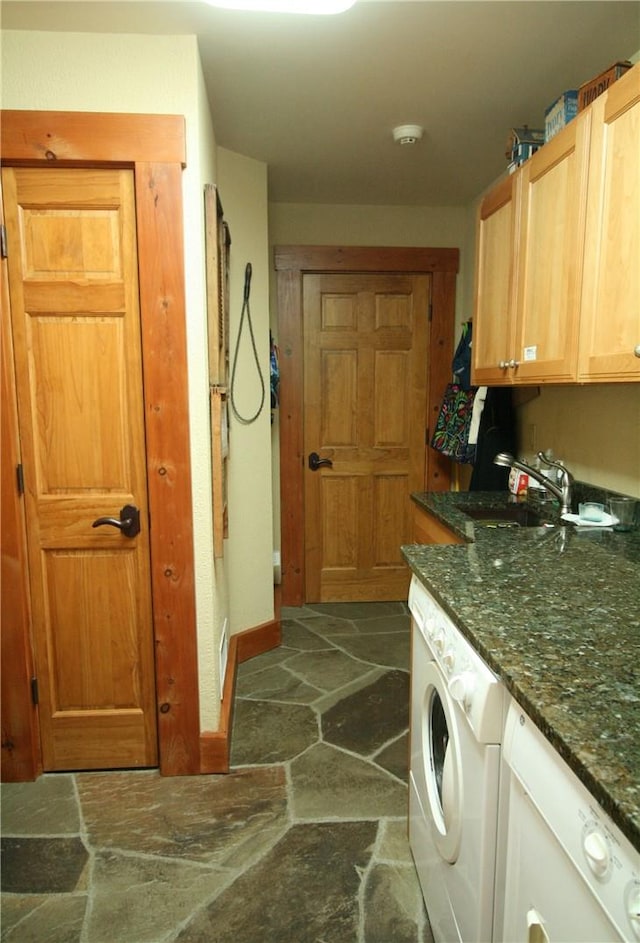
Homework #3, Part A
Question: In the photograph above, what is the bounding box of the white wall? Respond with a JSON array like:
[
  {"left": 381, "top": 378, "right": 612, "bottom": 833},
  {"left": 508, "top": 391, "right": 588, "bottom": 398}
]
[
  {"left": 1, "top": 29, "right": 225, "bottom": 728},
  {"left": 217, "top": 148, "right": 274, "bottom": 633},
  {"left": 269, "top": 202, "right": 468, "bottom": 324}
]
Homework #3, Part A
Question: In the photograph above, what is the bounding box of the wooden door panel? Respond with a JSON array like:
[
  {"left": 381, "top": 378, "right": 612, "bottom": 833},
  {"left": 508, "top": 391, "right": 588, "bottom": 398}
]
[
  {"left": 514, "top": 118, "right": 588, "bottom": 381},
  {"left": 321, "top": 349, "right": 357, "bottom": 444},
  {"left": 29, "top": 317, "right": 131, "bottom": 491},
  {"left": 375, "top": 350, "right": 410, "bottom": 446},
  {"left": 46, "top": 549, "right": 144, "bottom": 709},
  {"left": 3, "top": 166, "right": 157, "bottom": 771},
  {"left": 472, "top": 175, "right": 517, "bottom": 384},
  {"left": 373, "top": 474, "right": 410, "bottom": 564},
  {"left": 322, "top": 476, "right": 359, "bottom": 567},
  {"left": 304, "top": 272, "right": 429, "bottom": 602},
  {"left": 579, "top": 68, "right": 640, "bottom": 379}
]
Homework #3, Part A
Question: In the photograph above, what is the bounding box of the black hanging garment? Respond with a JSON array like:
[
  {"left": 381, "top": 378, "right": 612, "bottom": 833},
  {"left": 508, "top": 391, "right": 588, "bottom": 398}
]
[{"left": 469, "top": 387, "right": 517, "bottom": 491}]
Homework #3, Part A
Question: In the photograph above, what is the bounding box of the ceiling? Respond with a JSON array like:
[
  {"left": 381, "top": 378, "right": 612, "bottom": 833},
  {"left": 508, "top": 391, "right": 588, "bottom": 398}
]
[{"left": 3, "top": 0, "right": 640, "bottom": 205}]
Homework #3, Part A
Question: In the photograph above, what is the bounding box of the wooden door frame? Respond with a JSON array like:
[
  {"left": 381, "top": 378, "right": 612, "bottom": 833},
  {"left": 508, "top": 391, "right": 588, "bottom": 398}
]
[
  {"left": 1, "top": 110, "right": 201, "bottom": 778},
  {"left": 275, "top": 245, "right": 459, "bottom": 606}
]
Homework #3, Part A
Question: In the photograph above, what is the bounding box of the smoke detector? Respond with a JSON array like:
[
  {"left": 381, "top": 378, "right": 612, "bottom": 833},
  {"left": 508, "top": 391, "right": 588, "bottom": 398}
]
[{"left": 392, "top": 124, "right": 424, "bottom": 146}]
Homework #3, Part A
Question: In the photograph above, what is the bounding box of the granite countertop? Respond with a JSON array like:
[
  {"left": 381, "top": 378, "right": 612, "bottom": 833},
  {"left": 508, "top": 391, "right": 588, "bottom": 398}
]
[{"left": 402, "top": 489, "right": 640, "bottom": 851}]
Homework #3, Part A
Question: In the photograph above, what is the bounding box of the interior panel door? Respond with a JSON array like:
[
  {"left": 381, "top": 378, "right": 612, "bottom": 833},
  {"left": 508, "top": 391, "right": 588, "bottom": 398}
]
[
  {"left": 303, "top": 272, "right": 430, "bottom": 602},
  {"left": 3, "top": 166, "right": 158, "bottom": 771}
]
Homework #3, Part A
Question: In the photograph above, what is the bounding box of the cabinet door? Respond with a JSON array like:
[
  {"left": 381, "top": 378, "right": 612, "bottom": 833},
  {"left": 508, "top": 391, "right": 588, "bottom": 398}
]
[
  {"left": 579, "top": 65, "right": 640, "bottom": 381},
  {"left": 472, "top": 174, "right": 518, "bottom": 385},
  {"left": 513, "top": 113, "right": 590, "bottom": 383}
]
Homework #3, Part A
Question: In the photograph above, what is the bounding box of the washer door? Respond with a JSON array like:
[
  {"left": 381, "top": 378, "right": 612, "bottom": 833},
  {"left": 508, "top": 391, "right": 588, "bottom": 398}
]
[{"left": 422, "top": 661, "right": 463, "bottom": 863}]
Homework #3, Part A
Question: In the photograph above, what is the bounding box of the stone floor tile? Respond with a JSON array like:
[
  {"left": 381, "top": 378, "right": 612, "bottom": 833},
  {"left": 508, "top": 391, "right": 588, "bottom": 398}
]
[
  {"left": 175, "top": 821, "right": 377, "bottom": 943},
  {"left": 236, "top": 646, "right": 292, "bottom": 678},
  {"left": 335, "top": 630, "right": 411, "bottom": 670},
  {"left": 0, "top": 894, "right": 86, "bottom": 943},
  {"left": 285, "top": 648, "right": 373, "bottom": 691},
  {"left": 353, "top": 612, "right": 411, "bottom": 635},
  {"left": 308, "top": 601, "right": 406, "bottom": 620},
  {"left": 1, "top": 837, "right": 88, "bottom": 894},
  {"left": 322, "top": 669, "right": 410, "bottom": 757},
  {"left": 294, "top": 613, "right": 359, "bottom": 636},
  {"left": 373, "top": 731, "right": 410, "bottom": 783},
  {"left": 312, "top": 666, "right": 386, "bottom": 714},
  {"left": 86, "top": 849, "right": 226, "bottom": 943},
  {"left": 290, "top": 742, "right": 407, "bottom": 820},
  {"left": 235, "top": 663, "right": 322, "bottom": 703},
  {"left": 0, "top": 601, "right": 431, "bottom": 943},
  {"left": 363, "top": 863, "right": 428, "bottom": 943},
  {"left": 76, "top": 767, "right": 287, "bottom": 864},
  {"left": 281, "top": 618, "right": 336, "bottom": 651},
  {"left": 231, "top": 699, "right": 318, "bottom": 765},
  {"left": 376, "top": 818, "right": 414, "bottom": 864},
  {"left": 1, "top": 775, "right": 79, "bottom": 835}
]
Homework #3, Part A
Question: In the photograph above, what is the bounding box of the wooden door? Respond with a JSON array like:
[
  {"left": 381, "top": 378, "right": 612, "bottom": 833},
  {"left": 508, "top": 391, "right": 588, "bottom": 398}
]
[
  {"left": 513, "top": 112, "right": 590, "bottom": 383},
  {"left": 472, "top": 174, "right": 518, "bottom": 385},
  {"left": 303, "top": 273, "right": 429, "bottom": 602},
  {"left": 3, "top": 166, "right": 158, "bottom": 771},
  {"left": 579, "top": 64, "right": 640, "bottom": 381}
]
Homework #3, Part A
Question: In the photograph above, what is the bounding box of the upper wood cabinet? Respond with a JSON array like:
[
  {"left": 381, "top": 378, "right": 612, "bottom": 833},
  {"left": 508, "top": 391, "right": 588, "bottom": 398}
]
[
  {"left": 578, "top": 65, "right": 640, "bottom": 381},
  {"left": 472, "top": 174, "right": 518, "bottom": 385},
  {"left": 514, "top": 113, "right": 590, "bottom": 382},
  {"left": 472, "top": 63, "right": 640, "bottom": 386}
]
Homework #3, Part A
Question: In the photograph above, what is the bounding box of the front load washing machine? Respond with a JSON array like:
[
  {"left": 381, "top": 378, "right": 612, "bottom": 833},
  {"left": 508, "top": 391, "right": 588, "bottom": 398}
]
[{"left": 408, "top": 574, "right": 506, "bottom": 943}]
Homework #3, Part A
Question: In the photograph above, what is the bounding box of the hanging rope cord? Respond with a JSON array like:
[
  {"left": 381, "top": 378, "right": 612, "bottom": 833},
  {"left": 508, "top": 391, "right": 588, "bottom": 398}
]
[{"left": 230, "top": 262, "right": 266, "bottom": 425}]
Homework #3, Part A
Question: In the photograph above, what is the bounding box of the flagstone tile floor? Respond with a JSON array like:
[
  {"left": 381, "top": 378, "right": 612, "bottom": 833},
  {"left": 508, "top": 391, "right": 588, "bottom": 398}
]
[{"left": 1, "top": 601, "right": 432, "bottom": 943}]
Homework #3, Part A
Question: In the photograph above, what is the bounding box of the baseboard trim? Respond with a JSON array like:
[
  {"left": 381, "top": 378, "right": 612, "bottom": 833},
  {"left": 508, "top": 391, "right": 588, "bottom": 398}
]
[{"left": 199, "top": 591, "right": 282, "bottom": 774}]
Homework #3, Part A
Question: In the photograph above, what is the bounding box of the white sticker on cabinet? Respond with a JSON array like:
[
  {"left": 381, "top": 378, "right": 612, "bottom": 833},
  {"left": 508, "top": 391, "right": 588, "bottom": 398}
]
[{"left": 523, "top": 346, "right": 537, "bottom": 361}]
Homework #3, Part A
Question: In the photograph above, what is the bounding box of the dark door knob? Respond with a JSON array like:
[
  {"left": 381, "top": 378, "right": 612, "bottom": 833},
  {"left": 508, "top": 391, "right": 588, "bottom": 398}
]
[
  {"left": 308, "top": 452, "right": 333, "bottom": 471},
  {"left": 92, "top": 504, "right": 141, "bottom": 538}
]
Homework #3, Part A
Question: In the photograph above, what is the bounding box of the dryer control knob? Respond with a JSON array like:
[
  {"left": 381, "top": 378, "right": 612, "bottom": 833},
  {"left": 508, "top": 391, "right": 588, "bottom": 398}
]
[
  {"left": 443, "top": 649, "right": 456, "bottom": 673},
  {"left": 625, "top": 883, "right": 640, "bottom": 940},
  {"left": 449, "top": 671, "right": 475, "bottom": 708},
  {"left": 433, "top": 629, "right": 445, "bottom": 654},
  {"left": 583, "top": 828, "right": 610, "bottom": 877}
]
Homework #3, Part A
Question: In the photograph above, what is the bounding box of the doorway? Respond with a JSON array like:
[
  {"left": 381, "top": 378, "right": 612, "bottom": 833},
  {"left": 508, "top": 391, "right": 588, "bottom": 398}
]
[
  {"left": 276, "top": 245, "right": 458, "bottom": 607},
  {"left": 1, "top": 110, "right": 201, "bottom": 779},
  {"left": 3, "top": 166, "right": 158, "bottom": 770}
]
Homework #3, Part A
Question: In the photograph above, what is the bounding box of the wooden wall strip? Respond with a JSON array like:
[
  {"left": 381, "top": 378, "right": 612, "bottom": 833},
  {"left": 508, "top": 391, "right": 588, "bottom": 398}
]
[
  {"left": 135, "top": 161, "right": 201, "bottom": 775},
  {"left": 1, "top": 111, "right": 186, "bottom": 166},
  {"left": 1, "top": 210, "right": 40, "bottom": 782}
]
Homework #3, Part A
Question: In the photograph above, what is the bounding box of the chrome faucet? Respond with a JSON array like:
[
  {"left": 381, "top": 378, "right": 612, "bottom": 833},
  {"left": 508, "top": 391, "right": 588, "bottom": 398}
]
[{"left": 493, "top": 451, "right": 574, "bottom": 516}]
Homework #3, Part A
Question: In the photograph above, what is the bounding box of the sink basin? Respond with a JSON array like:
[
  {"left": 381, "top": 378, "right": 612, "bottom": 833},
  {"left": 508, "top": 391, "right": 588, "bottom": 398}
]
[{"left": 456, "top": 504, "right": 544, "bottom": 528}]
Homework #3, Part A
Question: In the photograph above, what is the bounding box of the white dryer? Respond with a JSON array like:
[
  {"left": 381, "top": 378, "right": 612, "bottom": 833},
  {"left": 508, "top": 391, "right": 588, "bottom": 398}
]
[
  {"left": 496, "top": 701, "right": 640, "bottom": 943},
  {"left": 408, "top": 574, "right": 506, "bottom": 943}
]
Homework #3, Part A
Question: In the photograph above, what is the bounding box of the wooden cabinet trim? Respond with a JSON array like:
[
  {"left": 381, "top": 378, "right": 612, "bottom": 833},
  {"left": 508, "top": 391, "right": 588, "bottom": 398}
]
[
  {"left": 480, "top": 174, "right": 515, "bottom": 219},
  {"left": 604, "top": 65, "right": 640, "bottom": 122},
  {"left": 413, "top": 505, "right": 464, "bottom": 545}
]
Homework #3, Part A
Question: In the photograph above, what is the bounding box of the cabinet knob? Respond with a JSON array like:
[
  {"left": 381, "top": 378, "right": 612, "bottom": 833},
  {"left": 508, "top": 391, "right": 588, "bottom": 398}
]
[
  {"left": 508, "top": 359, "right": 520, "bottom": 369},
  {"left": 634, "top": 345, "right": 640, "bottom": 358},
  {"left": 498, "top": 360, "right": 508, "bottom": 369}
]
